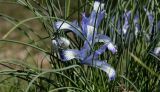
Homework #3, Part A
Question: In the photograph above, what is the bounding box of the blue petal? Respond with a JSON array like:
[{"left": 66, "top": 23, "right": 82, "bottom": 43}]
[
  {"left": 86, "top": 25, "right": 97, "bottom": 42},
  {"left": 79, "top": 48, "right": 88, "bottom": 60},
  {"left": 59, "top": 49, "right": 81, "bottom": 61},
  {"left": 95, "top": 34, "right": 111, "bottom": 43},
  {"left": 157, "top": 21, "right": 160, "bottom": 30},
  {"left": 81, "top": 15, "right": 98, "bottom": 51},
  {"left": 123, "top": 11, "right": 131, "bottom": 23},
  {"left": 97, "top": 10, "right": 105, "bottom": 27},
  {"left": 89, "top": 10, "right": 98, "bottom": 27},
  {"left": 133, "top": 14, "right": 139, "bottom": 24},
  {"left": 89, "top": 10, "right": 105, "bottom": 28},
  {"left": 153, "top": 47, "right": 160, "bottom": 56},
  {"left": 81, "top": 25, "right": 97, "bottom": 52},
  {"left": 144, "top": 8, "right": 154, "bottom": 34},
  {"left": 93, "top": 1, "right": 104, "bottom": 12},
  {"left": 95, "top": 34, "right": 117, "bottom": 54},
  {"left": 54, "top": 21, "right": 85, "bottom": 40},
  {"left": 133, "top": 14, "right": 141, "bottom": 36},
  {"left": 122, "top": 24, "right": 129, "bottom": 34},
  {"left": 85, "top": 43, "right": 117, "bottom": 61},
  {"left": 107, "top": 43, "right": 117, "bottom": 54},
  {"left": 83, "top": 38, "right": 117, "bottom": 63},
  {"left": 117, "top": 19, "right": 122, "bottom": 34},
  {"left": 144, "top": 8, "right": 154, "bottom": 25},
  {"left": 81, "top": 13, "right": 89, "bottom": 36},
  {"left": 81, "top": 60, "right": 116, "bottom": 81},
  {"left": 122, "top": 11, "right": 131, "bottom": 34},
  {"left": 95, "top": 44, "right": 108, "bottom": 55},
  {"left": 82, "top": 44, "right": 109, "bottom": 61}
]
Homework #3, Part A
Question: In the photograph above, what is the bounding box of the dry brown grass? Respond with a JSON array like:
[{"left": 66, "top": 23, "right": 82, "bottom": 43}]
[{"left": 0, "top": 2, "right": 50, "bottom": 69}]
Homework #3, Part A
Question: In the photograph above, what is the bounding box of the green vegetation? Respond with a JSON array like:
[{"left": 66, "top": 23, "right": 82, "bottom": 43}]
[{"left": 0, "top": 0, "right": 160, "bottom": 92}]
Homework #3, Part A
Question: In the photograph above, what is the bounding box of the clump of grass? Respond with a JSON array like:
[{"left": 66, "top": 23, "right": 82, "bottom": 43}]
[{"left": 0, "top": 0, "right": 160, "bottom": 92}]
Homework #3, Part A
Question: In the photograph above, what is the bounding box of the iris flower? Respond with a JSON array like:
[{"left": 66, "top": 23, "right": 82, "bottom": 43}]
[
  {"left": 144, "top": 7, "right": 154, "bottom": 34},
  {"left": 133, "top": 12, "right": 140, "bottom": 36},
  {"left": 144, "top": 8, "right": 160, "bottom": 56},
  {"left": 53, "top": 1, "right": 117, "bottom": 80},
  {"left": 112, "top": 7, "right": 160, "bottom": 37},
  {"left": 122, "top": 10, "right": 131, "bottom": 35},
  {"left": 111, "top": 10, "right": 138, "bottom": 37},
  {"left": 118, "top": 10, "right": 140, "bottom": 36},
  {"left": 111, "top": 7, "right": 160, "bottom": 56}
]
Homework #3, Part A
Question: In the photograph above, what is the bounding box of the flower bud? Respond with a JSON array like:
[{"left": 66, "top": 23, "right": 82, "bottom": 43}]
[
  {"left": 52, "top": 37, "right": 70, "bottom": 51},
  {"left": 93, "top": 1, "right": 104, "bottom": 12}
]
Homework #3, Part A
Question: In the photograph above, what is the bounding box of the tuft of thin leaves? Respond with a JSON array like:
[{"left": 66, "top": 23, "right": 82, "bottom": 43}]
[{"left": 0, "top": 0, "right": 160, "bottom": 92}]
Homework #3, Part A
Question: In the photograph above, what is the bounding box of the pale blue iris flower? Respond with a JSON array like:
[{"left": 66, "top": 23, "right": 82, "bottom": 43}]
[
  {"left": 111, "top": 8, "right": 160, "bottom": 56},
  {"left": 133, "top": 12, "right": 140, "bottom": 36},
  {"left": 122, "top": 10, "right": 131, "bottom": 34},
  {"left": 112, "top": 8, "right": 159, "bottom": 37},
  {"left": 111, "top": 10, "right": 134, "bottom": 35},
  {"left": 144, "top": 8, "right": 160, "bottom": 56},
  {"left": 53, "top": 1, "right": 117, "bottom": 80},
  {"left": 144, "top": 7, "right": 154, "bottom": 34}
]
